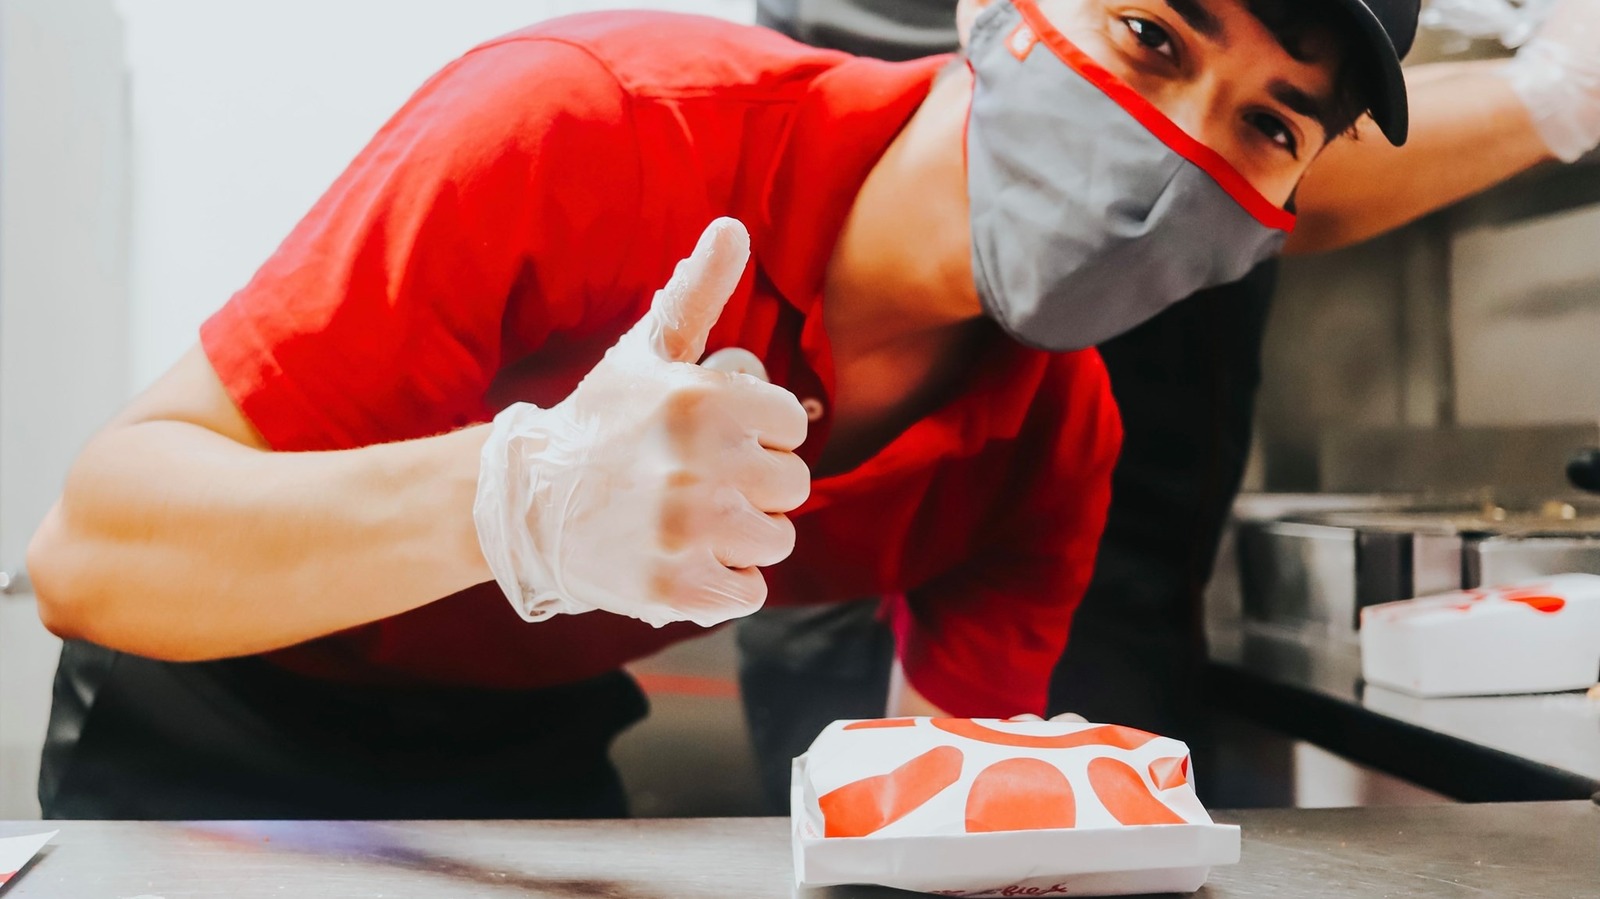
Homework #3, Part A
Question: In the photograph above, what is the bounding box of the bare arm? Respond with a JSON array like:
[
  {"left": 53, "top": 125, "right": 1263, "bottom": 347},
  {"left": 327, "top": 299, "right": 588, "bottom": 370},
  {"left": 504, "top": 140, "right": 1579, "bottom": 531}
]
[
  {"left": 1286, "top": 60, "right": 1555, "bottom": 255},
  {"left": 28, "top": 346, "right": 491, "bottom": 661},
  {"left": 887, "top": 659, "right": 954, "bottom": 717}
]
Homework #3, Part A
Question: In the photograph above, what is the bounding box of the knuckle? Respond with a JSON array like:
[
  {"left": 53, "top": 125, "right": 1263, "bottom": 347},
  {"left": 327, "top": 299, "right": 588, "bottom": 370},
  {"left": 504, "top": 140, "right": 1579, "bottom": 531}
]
[
  {"left": 648, "top": 564, "right": 683, "bottom": 605},
  {"left": 663, "top": 383, "right": 717, "bottom": 420},
  {"left": 657, "top": 493, "right": 697, "bottom": 552},
  {"left": 663, "top": 467, "right": 701, "bottom": 491}
]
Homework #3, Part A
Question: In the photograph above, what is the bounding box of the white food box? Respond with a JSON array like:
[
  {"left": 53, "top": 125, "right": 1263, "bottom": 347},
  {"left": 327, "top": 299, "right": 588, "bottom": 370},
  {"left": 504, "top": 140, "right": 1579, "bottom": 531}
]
[
  {"left": 0, "top": 831, "right": 56, "bottom": 888},
  {"left": 790, "top": 717, "right": 1239, "bottom": 897},
  {"left": 1360, "top": 573, "right": 1600, "bottom": 697}
]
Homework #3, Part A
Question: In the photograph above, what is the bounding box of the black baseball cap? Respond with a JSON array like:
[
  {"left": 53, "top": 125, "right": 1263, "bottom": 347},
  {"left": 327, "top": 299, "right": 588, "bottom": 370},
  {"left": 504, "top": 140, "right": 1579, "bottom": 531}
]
[{"left": 1332, "top": 0, "right": 1421, "bottom": 145}]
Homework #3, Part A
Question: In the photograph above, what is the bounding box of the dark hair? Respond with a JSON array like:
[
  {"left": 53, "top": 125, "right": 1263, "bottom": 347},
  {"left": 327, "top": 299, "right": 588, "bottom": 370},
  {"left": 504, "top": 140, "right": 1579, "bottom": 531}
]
[{"left": 1247, "top": 0, "right": 1375, "bottom": 139}]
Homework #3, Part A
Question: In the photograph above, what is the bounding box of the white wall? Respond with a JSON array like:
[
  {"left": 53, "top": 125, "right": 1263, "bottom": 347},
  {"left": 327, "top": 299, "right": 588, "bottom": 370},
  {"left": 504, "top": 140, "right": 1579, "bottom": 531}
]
[
  {"left": 0, "top": 0, "right": 129, "bottom": 819},
  {"left": 1450, "top": 204, "right": 1600, "bottom": 428},
  {"left": 0, "top": 0, "right": 753, "bottom": 820},
  {"left": 119, "top": 0, "right": 754, "bottom": 389}
]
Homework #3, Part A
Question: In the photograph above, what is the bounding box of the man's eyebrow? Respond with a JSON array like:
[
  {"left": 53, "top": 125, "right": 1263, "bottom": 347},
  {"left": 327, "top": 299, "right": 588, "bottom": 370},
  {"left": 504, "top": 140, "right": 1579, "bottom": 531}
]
[
  {"left": 1269, "top": 79, "right": 1336, "bottom": 137},
  {"left": 1162, "top": 0, "right": 1226, "bottom": 43}
]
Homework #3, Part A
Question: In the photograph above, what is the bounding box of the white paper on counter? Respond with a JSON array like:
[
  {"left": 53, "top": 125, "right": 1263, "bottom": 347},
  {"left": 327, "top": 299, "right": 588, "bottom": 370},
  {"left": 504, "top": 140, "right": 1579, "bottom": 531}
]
[
  {"left": 1360, "top": 573, "right": 1600, "bottom": 697},
  {"left": 791, "top": 718, "right": 1239, "bottom": 897},
  {"left": 0, "top": 831, "right": 57, "bottom": 887}
]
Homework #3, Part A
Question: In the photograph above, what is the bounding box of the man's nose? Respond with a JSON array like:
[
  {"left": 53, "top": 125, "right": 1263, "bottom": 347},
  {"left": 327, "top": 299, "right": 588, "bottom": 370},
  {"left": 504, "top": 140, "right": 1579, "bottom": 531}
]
[{"left": 1155, "top": 75, "right": 1229, "bottom": 148}]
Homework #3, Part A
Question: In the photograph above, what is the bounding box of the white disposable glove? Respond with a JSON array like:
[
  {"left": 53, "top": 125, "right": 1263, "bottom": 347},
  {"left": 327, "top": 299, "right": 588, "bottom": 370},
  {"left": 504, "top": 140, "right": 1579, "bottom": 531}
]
[
  {"left": 1501, "top": 0, "right": 1600, "bottom": 161},
  {"left": 474, "top": 218, "right": 812, "bottom": 628},
  {"left": 1421, "top": 0, "right": 1554, "bottom": 47}
]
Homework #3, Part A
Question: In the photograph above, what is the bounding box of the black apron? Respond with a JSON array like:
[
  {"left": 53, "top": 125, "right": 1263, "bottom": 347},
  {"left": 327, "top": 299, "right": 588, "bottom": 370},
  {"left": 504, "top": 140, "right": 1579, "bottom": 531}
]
[
  {"left": 1048, "top": 263, "right": 1276, "bottom": 747},
  {"left": 39, "top": 640, "right": 648, "bottom": 820}
]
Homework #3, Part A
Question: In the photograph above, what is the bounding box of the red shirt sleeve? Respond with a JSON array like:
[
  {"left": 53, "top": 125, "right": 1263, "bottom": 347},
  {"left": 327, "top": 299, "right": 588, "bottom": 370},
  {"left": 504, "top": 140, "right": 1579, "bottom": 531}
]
[
  {"left": 886, "top": 351, "right": 1123, "bottom": 717},
  {"left": 200, "top": 36, "right": 642, "bottom": 450}
]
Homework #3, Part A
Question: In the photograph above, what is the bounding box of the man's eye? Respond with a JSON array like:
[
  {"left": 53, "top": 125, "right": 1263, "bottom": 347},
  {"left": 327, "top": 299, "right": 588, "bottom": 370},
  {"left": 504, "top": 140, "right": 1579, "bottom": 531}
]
[
  {"left": 1122, "top": 17, "right": 1176, "bottom": 60},
  {"left": 1247, "top": 111, "right": 1299, "bottom": 158}
]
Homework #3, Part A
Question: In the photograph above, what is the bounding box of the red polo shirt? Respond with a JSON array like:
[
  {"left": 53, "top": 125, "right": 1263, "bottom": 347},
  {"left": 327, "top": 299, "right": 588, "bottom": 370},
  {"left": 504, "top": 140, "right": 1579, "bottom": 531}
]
[{"left": 200, "top": 11, "right": 1120, "bottom": 716}]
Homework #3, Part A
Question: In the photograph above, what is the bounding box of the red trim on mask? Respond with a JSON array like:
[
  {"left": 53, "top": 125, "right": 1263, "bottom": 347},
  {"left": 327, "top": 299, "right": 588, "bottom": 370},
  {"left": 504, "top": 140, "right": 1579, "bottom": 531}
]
[
  {"left": 1010, "top": 0, "right": 1296, "bottom": 233},
  {"left": 963, "top": 58, "right": 976, "bottom": 172}
]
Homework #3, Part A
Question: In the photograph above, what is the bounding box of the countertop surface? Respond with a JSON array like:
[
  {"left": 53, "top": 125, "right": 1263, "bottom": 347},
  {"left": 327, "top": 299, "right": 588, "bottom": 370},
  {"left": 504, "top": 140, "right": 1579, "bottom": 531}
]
[
  {"left": 3, "top": 801, "right": 1598, "bottom": 898},
  {"left": 1206, "top": 621, "right": 1600, "bottom": 801}
]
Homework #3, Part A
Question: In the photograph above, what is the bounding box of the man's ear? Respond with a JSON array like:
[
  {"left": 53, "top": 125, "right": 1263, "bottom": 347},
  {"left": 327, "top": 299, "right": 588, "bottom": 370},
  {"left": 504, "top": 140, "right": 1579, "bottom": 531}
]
[{"left": 955, "top": 0, "right": 992, "bottom": 50}]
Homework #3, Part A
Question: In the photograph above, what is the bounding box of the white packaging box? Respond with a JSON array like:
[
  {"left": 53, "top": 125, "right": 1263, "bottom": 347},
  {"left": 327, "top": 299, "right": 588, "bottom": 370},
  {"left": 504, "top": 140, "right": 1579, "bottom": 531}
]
[
  {"left": 1360, "top": 573, "right": 1600, "bottom": 697},
  {"left": 0, "top": 831, "right": 55, "bottom": 887},
  {"left": 791, "top": 718, "right": 1239, "bottom": 897}
]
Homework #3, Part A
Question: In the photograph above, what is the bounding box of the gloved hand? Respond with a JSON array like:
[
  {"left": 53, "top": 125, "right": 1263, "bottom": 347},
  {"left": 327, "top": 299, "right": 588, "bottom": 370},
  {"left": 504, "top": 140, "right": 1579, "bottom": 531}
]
[
  {"left": 1420, "top": 0, "right": 1554, "bottom": 47},
  {"left": 474, "top": 218, "right": 812, "bottom": 628},
  {"left": 1503, "top": 0, "right": 1600, "bottom": 162}
]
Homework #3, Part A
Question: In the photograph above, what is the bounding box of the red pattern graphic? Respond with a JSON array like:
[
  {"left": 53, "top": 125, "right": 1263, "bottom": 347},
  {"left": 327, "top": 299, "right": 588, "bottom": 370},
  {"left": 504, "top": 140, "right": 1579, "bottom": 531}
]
[
  {"left": 1088, "top": 757, "right": 1186, "bottom": 826},
  {"left": 1501, "top": 590, "right": 1566, "bottom": 614},
  {"left": 818, "top": 720, "right": 1199, "bottom": 839},
  {"left": 844, "top": 718, "right": 919, "bottom": 730},
  {"left": 965, "top": 758, "right": 1077, "bottom": 833},
  {"left": 931, "top": 719, "right": 1159, "bottom": 750},
  {"left": 820, "top": 745, "right": 965, "bottom": 837},
  {"left": 1373, "top": 582, "right": 1573, "bottom": 621}
]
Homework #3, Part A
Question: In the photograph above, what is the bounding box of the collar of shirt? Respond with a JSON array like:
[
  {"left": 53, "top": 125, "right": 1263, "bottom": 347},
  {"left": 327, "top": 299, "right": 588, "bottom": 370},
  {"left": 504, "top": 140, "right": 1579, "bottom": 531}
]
[
  {"left": 747, "top": 53, "right": 1050, "bottom": 482},
  {"left": 752, "top": 53, "right": 951, "bottom": 320}
]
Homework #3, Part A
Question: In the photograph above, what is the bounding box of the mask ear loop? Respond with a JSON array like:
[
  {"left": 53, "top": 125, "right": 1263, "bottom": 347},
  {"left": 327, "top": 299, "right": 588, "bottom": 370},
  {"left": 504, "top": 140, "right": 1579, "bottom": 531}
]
[{"left": 961, "top": 58, "right": 976, "bottom": 174}]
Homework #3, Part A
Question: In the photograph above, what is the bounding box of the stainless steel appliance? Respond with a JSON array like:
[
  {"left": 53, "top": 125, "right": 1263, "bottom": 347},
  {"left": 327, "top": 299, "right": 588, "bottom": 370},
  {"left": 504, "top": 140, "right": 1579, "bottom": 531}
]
[{"left": 1236, "top": 499, "right": 1600, "bottom": 642}]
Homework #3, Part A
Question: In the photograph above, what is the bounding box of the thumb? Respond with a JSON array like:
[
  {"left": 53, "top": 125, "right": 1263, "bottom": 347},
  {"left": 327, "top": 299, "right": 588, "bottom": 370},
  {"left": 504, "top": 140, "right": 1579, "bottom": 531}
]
[{"left": 643, "top": 217, "right": 751, "bottom": 363}]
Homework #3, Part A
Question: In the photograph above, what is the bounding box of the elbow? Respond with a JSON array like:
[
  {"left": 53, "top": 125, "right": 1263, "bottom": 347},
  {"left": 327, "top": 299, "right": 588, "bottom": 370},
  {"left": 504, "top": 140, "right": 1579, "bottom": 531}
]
[
  {"left": 28, "top": 505, "right": 95, "bottom": 642},
  {"left": 29, "top": 507, "right": 230, "bottom": 663}
]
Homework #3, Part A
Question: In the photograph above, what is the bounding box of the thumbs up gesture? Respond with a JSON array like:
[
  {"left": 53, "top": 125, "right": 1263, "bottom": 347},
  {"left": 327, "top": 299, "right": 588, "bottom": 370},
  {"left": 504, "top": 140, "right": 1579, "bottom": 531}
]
[{"left": 474, "top": 218, "right": 812, "bottom": 628}]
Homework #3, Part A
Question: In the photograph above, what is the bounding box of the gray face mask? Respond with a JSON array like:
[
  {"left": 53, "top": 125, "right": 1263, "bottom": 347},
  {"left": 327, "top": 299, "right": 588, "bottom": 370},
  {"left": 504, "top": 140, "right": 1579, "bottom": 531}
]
[{"left": 967, "top": 0, "right": 1295, "bottom": 352}]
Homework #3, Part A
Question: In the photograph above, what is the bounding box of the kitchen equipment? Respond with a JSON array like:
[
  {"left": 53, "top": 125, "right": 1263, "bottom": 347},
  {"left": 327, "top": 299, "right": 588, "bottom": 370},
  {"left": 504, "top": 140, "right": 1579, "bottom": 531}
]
[
  {"left": 1567, "top": 447, "right": 1600, "bottom": 493},
  {"left": 1474, "top": 534, "right": 1600, "bottom": 584},
  {"left": 1237, "top": 499, "right": 1600, "bottom": 641}
]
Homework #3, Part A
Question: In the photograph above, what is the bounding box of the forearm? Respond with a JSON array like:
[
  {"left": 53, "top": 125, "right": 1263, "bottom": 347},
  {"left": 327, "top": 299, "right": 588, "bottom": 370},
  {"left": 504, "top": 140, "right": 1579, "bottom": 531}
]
[
  {"left": 29, "top": 421, "right": 490, "bottom": 661},
  {"left": 887, "top": 659, "right": 953, "bottom": 717},
  {"left": 1286, "top": 60, "right": 1554, "bottom": 254}
]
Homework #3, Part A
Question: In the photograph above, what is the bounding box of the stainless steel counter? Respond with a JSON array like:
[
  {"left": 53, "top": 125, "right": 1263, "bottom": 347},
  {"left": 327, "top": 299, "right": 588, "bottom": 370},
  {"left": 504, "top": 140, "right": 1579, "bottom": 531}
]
[
  {"left": 1207, "top": 622, "right": 1600, "bottom": 801},
  {"left": 2, "top": 802, "right": 1597, "bottom": 898}
]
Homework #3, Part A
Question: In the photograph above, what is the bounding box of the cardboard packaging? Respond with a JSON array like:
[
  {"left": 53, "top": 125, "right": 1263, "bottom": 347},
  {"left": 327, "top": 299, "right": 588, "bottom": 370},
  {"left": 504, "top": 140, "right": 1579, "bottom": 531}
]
[
  {"left": 1360, "top": 573, "right": 1600, "bottom": 697},
  {"left": 791, "top": 718, "right": 1239, "bottom": 897}
]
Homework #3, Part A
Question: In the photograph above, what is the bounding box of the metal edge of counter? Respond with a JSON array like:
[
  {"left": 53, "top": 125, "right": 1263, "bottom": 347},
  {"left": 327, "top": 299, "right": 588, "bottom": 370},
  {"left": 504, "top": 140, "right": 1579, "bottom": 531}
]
[{"left": 1205, "top": 656, "right": 1600, "bottom": 802}]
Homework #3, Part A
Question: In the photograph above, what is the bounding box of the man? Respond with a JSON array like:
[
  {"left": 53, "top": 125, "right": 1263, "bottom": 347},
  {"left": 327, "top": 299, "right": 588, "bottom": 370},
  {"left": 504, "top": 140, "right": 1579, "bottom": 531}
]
[
  {"left": 29, "top": 0, "right": 1455, "bottom": 819},
  {"left": 737, "top": 0, "right": 1600, "bottom": 811}
]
